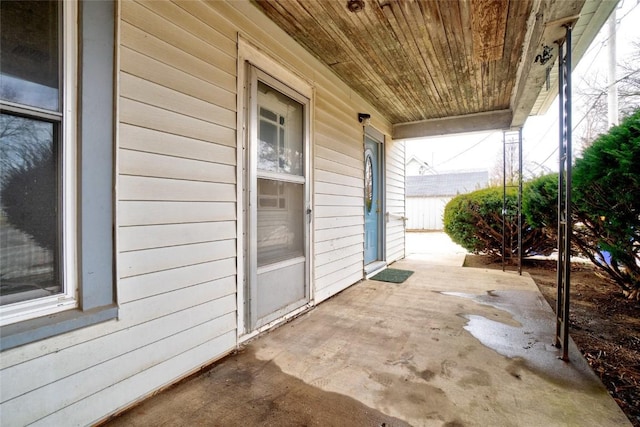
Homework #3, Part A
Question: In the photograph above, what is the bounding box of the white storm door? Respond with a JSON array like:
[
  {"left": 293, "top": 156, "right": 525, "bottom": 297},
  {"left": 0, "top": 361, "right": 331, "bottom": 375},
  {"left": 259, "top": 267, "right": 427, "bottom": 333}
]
[{"left": 248, "top": 68, "right": 310, "bottom": 330}]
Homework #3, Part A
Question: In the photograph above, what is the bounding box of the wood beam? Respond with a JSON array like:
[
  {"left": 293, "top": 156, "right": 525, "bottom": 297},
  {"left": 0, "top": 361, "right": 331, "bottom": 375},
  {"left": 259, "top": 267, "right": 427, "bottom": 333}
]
[{"left": 392, "top": 109, "right": 512, "bottom": 140}]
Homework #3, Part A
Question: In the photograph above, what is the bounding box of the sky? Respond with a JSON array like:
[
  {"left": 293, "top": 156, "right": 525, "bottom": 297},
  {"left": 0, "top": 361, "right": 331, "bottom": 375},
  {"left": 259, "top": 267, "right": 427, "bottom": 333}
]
[{"left": 405, "top": 0, "right": 640, "bottom": 177}]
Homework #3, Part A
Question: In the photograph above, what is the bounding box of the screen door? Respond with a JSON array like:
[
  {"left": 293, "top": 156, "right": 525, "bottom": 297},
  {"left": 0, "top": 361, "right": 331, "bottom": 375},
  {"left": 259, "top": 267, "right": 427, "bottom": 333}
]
[{"left": 246, "top": 68, "right": 310, "bottom": 330}]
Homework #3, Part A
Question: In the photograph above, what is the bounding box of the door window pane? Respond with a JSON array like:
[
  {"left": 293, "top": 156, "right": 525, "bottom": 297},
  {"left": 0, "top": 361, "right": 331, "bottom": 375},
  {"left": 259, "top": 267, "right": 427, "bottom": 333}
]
[
  {"left": 0, "top": 113, "right": 60, "bottom": 305},
  {"left": 365, "top": 153, "right": 373, "bottom": 213},
  {"left": 257, "top": 81, "right": 303, "bottom": 176},
  {"left": 0, "top": 1, "right": 60, "bottom": 111},
  {"left": 257, "top": 179, "right": 304, "bottom": 267}
]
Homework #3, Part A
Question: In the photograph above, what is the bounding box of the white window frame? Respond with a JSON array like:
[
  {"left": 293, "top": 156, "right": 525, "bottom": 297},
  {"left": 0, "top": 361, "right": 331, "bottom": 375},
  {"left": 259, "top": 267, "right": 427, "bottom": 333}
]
[{"left": 0, "top": 1, "right": 79, "bottom": 326}]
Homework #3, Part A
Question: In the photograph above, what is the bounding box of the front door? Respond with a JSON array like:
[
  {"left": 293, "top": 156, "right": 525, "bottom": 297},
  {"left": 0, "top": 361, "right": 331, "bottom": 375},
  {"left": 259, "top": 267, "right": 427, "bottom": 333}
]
[
  {"left": 246, "top": 68, "right": 310, "bottom": 330},
  {"left": 364, "top": 136, "right": 381, "bottom": 265}
]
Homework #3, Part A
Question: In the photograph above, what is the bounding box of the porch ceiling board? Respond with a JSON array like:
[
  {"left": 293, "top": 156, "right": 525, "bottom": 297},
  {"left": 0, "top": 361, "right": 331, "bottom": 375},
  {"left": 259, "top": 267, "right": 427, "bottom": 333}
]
[{"left": 252, "top": 0, "right": 616, "bottom": 139}]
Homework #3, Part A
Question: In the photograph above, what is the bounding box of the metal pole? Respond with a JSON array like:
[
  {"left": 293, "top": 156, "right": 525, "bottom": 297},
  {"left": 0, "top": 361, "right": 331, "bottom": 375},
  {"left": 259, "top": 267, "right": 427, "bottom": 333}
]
[
  {"left": 562, "top": 24, "right": 573, "bottom": 361},
  {"left": 502, "top": 131, "right": 506, "bottom": 271},
  {"left": 555, "top": 24, "right": 573, "bottom": 361},
  {"left": 518, "top": 127, "right": 523, "bottom": 275},
  {"left": 555, "top": 38, "right": 565, "bottom": 350}
]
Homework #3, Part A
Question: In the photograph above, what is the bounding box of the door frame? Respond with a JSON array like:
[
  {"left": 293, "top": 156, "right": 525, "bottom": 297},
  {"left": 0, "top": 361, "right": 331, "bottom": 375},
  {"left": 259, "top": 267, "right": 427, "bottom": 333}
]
[
  {"left": 364, "top": 126, "right": 386, "bottom": 271},
  {"left": 236, "top": 38, "right": 314, "bottom": 341}
]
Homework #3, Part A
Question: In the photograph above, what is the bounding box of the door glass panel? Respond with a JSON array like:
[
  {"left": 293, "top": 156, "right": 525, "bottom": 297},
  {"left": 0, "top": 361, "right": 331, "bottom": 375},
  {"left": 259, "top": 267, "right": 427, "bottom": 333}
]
[
  {"left": 0, "top": 1, "right": 60, "bottom": 111},
  {"left": 365, "top": 154, "right": 373, "bottom": 213},
  {"left": 257, "top": 81, "right": 303, "bottom": 176},
  {"left": 257, "top": 179, "right": 304, "bottom": 267}
]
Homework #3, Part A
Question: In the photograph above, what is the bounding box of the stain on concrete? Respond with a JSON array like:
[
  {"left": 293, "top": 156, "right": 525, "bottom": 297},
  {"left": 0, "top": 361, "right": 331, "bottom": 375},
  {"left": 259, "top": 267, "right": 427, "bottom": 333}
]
[
  {"left": 440, "top": 359, "right": 457, "bottom": 378},
  {"left": 417, "top": 368, "right": 436, "bottom": 381},
  {"left": 457, "top": 367, "right": 491, "bottom": 387},
  {"left": 378, "top": 378, "right": 452, "bottom": 422},
  {"left": 105, "top": 348, "right": 411, "bottom": 427}
]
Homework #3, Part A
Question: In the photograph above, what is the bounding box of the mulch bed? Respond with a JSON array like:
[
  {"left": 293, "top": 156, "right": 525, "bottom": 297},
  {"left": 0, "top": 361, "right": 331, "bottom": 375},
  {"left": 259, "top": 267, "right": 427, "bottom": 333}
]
[{"left": 464, "top": 255, "right": 640, "bottom": 426}]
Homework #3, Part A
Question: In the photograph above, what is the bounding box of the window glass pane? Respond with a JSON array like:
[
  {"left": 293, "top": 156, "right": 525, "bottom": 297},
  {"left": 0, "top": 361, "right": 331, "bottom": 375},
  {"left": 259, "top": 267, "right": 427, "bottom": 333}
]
[
  {"left": 260, "top": 107, "right": 276, "bottom": 122},
  {"left": 0, "top": 1, "right": 60, "bottom": 111},
  {"left": 257, "top": 81, "right": 303, "bottom": 176},
  {"left": 257, "top": 179, "right": 303, "bottom": 267},
  {"left": 1, "top": 113, "right": 60, "bottom": 305},
  {"left": 258, "top": 119, "right": 277, "bottom": 172}
]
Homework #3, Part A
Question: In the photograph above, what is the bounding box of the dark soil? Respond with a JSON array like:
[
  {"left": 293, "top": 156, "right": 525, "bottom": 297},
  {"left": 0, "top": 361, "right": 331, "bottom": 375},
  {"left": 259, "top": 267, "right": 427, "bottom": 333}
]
[{"left": 464, "top": 255, "right": 640, "bottom": 426}]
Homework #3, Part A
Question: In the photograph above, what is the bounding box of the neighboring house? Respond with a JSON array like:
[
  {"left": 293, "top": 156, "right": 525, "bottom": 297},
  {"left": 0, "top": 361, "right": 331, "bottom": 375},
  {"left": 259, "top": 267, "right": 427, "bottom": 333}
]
[
  {"left": 406, "top": 155, "right": 436, "bottom": 176},
  {"left": 406, "top": 171, "right": 488, "bottom": 230},
  {"left": 0, "top": 0, "right": 614, "bottom": 425}
]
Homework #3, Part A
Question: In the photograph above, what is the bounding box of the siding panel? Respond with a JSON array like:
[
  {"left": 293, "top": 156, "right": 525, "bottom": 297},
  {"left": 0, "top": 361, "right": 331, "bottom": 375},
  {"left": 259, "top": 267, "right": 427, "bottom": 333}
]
[
  {"left": 120, "top": 149, "right": 235, "bottom": 183},
  {"left": 121, "top": 21, "right": 236, "bottom": 91},
  {"left": 385, "top": 139, "right": 405, "bottom": 262},
  {"left": 120, "top": 259, "right": 236, "bottom": 303},
  {"left": 118, "top": 201, "right": 236, "bottom": 226},
  {"left": 120, "top": 98, "right": 235, "bottom": 147},
  {"left": 1, "top": 301, "right": 234, "bottom": 404},
  {"left": 35, "top": 330, "right": 237, "bottom": 427},
  {"left": 118, "top": 176, "right": 235, "bottom": 202},
  {"left": 121, "top": 72, "right": 236, "bottom": 128},
  {"left": 119, "top": 221, "right": 236, "bottom": 252},
  {"left": 119, "top": 239, "right": 236, "bottom": 278},
  {"left": 21, "top": 321, "right": 236, "bottom": 427},
  {"left": 120, "top": 47, "right": 236, "bottom": 111},
  {"left": 120, "top": 124, "right": 235, "bottom": 165},
  {"left": 121, "top": 1, "right": 236, "bottom": 75}
]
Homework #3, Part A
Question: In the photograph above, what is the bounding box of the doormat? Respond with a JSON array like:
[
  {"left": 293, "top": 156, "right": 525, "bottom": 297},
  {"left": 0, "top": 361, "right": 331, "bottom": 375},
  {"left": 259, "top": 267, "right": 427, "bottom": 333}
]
[{"left": 370, "top": 268, "right": 414, "bottom": 284}]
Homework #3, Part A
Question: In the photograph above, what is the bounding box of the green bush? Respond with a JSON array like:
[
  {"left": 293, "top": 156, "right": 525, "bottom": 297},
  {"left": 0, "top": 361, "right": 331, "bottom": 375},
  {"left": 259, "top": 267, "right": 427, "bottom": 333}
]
[
  {"left": 523, "top": 173, "right": 558, "bottom": 232},
  {"left": 444, "top": 186, "right": 553, "bottom": 259},
  {"left": 572, "top": 110, "right": 640, "bottom": 299}
]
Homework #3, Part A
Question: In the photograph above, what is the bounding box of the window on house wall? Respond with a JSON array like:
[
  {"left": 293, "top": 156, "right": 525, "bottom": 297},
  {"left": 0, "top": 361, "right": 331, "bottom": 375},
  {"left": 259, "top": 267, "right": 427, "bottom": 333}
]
[
  {"left": 0, "top": 0, "right": 116, "bottom": 349},
  {"left": 1, "top": 0, "right": 72, "bottom": 321}
]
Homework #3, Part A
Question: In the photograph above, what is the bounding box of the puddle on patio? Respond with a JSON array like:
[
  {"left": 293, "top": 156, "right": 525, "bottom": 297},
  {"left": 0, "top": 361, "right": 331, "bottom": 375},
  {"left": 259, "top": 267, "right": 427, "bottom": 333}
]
[{"left": 440, "top": 290, "right": 604, "bottom": 391}]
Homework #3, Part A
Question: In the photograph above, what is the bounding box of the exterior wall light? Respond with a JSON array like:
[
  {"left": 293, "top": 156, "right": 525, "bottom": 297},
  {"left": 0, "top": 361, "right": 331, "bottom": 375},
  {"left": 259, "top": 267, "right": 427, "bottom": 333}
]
[{"left": 358, "top": 112, "right": 371, "bottom": 125}]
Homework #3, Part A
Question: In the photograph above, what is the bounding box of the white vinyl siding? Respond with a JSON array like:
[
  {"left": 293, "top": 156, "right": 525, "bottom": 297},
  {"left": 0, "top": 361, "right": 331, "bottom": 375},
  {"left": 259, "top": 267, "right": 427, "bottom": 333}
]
[
  {"left": 0, "top": 1, "right": 400, "bottom": 425},
  {"left": 386, "top": 140, "right": 406, "bottom": 262},
  {"left": 313, "top": 92, "right": 367, "bottom": 302}
]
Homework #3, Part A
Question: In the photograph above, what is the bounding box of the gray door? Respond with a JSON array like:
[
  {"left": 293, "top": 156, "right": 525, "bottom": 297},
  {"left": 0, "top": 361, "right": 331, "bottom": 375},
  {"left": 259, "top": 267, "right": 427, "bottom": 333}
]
[{"left": 247, "top": 68, "right": 310, "bottom": 330}]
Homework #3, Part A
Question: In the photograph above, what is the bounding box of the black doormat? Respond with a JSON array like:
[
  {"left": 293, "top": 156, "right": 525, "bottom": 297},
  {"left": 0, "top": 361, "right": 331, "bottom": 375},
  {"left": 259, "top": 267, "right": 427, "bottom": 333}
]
[{"left": 370, "top": 268, "right": 414, "bottom": 283}]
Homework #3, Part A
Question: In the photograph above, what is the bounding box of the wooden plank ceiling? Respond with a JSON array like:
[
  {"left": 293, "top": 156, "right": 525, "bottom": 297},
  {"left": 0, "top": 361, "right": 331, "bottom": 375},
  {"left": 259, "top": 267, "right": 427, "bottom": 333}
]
[{"left": 252, "top": 0, "right": 615, "bottom": 139}]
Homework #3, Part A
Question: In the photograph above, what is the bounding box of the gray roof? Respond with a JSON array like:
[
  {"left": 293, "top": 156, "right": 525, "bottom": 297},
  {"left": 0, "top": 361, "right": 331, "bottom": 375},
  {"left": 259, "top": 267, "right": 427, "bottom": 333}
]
[{"left": 406, "top": 171, "right": 488, "bottom": 197}]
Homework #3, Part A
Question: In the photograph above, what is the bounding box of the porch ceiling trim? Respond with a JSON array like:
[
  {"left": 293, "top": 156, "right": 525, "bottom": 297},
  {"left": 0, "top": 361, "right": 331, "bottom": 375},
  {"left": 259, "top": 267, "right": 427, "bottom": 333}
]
[{"left": 393, "top": 109, "right": 512, "bottom": 140}]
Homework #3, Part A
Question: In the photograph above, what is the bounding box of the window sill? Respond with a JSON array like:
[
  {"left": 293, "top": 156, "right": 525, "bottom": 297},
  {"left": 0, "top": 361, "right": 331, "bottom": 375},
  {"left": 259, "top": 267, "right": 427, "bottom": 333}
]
[{"left": 0, "top": 305, "right": 118, "bottom": 351}]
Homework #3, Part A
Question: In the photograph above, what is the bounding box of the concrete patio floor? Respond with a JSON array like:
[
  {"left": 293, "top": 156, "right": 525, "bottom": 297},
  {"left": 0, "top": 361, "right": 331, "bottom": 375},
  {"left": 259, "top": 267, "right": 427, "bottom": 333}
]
[{"left": 106, "top": 233, "right": 630, "bottom": 426}]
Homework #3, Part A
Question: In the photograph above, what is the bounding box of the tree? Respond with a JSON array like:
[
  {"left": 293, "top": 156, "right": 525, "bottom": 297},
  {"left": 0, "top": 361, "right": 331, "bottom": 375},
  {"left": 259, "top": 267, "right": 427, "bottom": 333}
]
[
  {"left": 523, "top": 112, "right": 640, "bottom": 299},
  {"left": 572, "top": 109, "right": 640, "bottom": 299},
  {"left": 489, "top": 143, "right": 520, "bottom": 186},
  {"left": 575, "top": 40, "right": 640, "bottom": 149}
]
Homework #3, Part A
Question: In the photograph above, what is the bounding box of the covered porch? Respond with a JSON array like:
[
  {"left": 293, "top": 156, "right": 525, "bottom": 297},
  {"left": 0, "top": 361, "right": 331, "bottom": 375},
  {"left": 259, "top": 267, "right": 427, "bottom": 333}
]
[{"left": 106, "top": 233, "right": 629, "bottom": 426}]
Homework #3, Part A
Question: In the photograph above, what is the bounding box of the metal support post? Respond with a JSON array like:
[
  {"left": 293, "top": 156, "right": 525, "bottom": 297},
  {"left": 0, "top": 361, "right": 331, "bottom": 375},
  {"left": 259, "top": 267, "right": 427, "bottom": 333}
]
[
  {"left": 555, "top": 24, "right": 573, "bottom": 362},
  {"left": 502, "top": 129, "right": 523, "bottom": 274}
]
